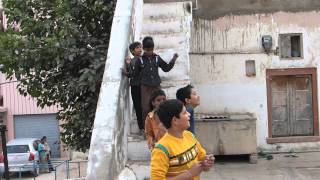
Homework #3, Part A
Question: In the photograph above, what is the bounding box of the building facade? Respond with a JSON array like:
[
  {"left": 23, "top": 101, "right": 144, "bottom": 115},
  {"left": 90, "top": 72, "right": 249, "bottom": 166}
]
[
  {"left": 145, "top": 0, "right": 320, "bottom": 152},
  {"left": 0, "top": 74, "right": 61, "bottom": 157}
]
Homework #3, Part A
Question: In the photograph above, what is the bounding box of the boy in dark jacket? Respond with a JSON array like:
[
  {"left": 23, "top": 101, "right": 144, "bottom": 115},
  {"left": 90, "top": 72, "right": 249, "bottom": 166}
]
[
  {"left": 123, "top": 42, "right": 144, "bottom": 133},
  {"left": 135, "top": 36, "right": 179, "bottom": 124}
]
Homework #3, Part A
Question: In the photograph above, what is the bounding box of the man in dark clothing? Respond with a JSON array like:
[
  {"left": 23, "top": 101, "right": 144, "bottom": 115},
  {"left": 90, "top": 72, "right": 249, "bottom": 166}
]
[{"left": 135, "top": 36, "right": 179, "bottom": 125}]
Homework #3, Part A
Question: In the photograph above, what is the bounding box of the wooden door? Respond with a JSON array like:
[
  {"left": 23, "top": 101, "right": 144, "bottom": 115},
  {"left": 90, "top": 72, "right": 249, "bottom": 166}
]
[{"left": 271, "top": 75, "right": 313, "bottom": 137}]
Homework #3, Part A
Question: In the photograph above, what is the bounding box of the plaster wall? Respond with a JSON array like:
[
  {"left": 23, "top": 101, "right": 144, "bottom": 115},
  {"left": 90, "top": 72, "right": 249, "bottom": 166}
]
[
  {"left": 145, "top": 0, "right": 320, "bottom": 20},
  {"left": 189, "top": 12, "right": 320, "bottom": 150}
]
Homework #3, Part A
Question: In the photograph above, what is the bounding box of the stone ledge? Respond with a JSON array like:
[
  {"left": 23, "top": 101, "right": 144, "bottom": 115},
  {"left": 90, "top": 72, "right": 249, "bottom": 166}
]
[{"left": 267, "top": 136, "right": 320, "bottom": 144}]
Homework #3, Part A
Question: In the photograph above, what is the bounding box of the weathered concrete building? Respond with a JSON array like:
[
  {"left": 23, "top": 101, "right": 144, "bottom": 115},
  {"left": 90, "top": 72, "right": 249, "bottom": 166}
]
[
  {"left": 146, "top": 0, "right": 320, "bottom": 151},
  {"left": 88, "top": 0, "right": 320, "bottom": 179}
]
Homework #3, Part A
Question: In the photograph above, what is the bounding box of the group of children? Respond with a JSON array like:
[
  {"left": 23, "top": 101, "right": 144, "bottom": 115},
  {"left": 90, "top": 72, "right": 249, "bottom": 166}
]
[
  {"left": 123, "top": 36, "right": 214, "bottom": 179},
  {"left": 123, "top": 36, "right": 178, "bottom": 134}
]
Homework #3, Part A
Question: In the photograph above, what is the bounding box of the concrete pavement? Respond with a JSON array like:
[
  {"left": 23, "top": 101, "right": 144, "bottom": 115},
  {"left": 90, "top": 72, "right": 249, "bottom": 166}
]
[
  {"left": 201, "top": 152, "right": 320, "bottom": 180},
  {"left": 10, "top": 152, "right": 320, "bottom": 179},
  {"left": 129, "top": 152, "right": 320, "bottom": 180}
]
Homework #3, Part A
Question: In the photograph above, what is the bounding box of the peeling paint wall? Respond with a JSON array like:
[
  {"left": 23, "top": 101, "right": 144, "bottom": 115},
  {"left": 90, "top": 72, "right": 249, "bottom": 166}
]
[
  {"left": 145, "top": 0, "right": 320, "bottom": 20},
  {"left": 189, "top": 11, "right": 320, "bottom": 150}
]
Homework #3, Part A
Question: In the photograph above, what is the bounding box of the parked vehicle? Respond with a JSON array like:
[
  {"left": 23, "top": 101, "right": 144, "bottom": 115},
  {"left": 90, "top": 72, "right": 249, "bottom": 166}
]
[{"left": 0, "top": 138, "right": 39, "bottom": 177}]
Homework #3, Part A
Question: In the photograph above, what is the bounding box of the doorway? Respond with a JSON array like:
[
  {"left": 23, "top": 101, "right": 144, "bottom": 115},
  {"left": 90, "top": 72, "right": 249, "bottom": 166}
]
[{"left": 266, "top": 68, "right": 319, "bottom": 141}]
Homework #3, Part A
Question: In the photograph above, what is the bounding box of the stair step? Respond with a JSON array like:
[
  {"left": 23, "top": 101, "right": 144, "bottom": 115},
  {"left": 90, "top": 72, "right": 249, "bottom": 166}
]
[
  {"left": 128, "top": 137, "right": 151, "bottom": 161},
  {"left": 143, "top": 2, "right": 192, "bottom": 19},
  {"left": 161, "top": 80, "right": 190, "bottom": 99},
  {"left": 127, "top": 1, "right": 192, "bottom": 163},
  {"left": 126, "top": 161, "right": 150, "bottom": 180},
  {"left": 154, "top": 48, "right": 189, "bottom": 59},
  {"left": 130, "top": 119, "right": 140, "bottom": 134},
  {"left": 141, "top": 18, "right": 189, "bottom": 35},
  {"left": 140, "top": 33, "right": 189, "bottom": 50}
]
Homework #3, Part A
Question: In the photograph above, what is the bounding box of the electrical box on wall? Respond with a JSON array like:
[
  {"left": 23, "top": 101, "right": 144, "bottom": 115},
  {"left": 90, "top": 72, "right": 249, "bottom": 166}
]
[{"left": 262, "top": 35, "right": 273, "bottom": 53}]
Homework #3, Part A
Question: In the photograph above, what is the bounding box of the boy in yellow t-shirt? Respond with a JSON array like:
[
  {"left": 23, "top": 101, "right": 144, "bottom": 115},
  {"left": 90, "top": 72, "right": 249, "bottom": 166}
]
[{"left": 151, "top": 99, "right": 214, "bottom": 180}]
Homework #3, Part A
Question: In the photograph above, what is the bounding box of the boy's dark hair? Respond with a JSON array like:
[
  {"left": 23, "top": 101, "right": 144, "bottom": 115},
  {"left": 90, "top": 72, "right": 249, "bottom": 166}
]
[
  {"left": 149, "top": 89, "right": 166, "bottom": 110},
  {"left": 142, "top": 36, "right": 154, "bottom": 49},
  {"left": 176, "top": 85, "right": 194, "bottom": 104},
  {"left": 156, "top": 99, "right": 184, "bottom": 129},
  {"left": 129, "top": 42, "right": 141, "bottom": 55},
  {"left": 33, "top": 140, "right": 40, "bottom": 151}
]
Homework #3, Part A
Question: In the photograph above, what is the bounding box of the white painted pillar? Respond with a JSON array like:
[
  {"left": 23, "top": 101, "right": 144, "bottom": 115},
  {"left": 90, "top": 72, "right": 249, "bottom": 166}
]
[{"left": 86, "top": 0, "right": 134, "bottom": 179}]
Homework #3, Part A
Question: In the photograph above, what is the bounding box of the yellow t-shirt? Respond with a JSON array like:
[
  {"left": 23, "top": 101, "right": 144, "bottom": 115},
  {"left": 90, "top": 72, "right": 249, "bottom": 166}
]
[{"left": 150, "top": 131, "right": 206, "bottom": 180}]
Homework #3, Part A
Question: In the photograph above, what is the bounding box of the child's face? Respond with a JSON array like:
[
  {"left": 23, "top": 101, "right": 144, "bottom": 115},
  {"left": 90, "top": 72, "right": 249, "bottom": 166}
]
[
  {"left": 174, "top": 106, "right": 190, "bottom": 130},
  {"left": 186, "top": 88, "right": 200, "bottom": 108},
  {"left": 133, "top": 45, "right": 142, "bottom": 57},
  {"left": 152, "top": 95, "right": 166, "bottom": 109},
  {"left": 143, "top": 47, "right": 154, "bottom": 56}
]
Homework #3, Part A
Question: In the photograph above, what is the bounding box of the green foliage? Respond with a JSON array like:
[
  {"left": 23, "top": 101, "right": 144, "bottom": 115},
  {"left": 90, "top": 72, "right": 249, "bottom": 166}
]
[{"left": 0, "top": 0, "right": 116, "bottom": 152}]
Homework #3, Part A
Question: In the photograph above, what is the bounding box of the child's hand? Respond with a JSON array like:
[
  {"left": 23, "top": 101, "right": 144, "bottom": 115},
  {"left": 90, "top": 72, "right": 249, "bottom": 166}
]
[
  {"left": 125, "top": 57, "right": 131, "bottom": 65},
  {"left": 121, "top": 68, "right": 128, "bottom": 76},
  {"left": 188, "top": 162, "right": 203, "bottom": 177},
  {"left": 173, "top": 53, "right": 179, "bottom": 59},
  {"left": 200, "top": 154, "right": 214, "bottom": 171},
  {"left": 150, "top": 142, "right": 155, "bottom": 151}
]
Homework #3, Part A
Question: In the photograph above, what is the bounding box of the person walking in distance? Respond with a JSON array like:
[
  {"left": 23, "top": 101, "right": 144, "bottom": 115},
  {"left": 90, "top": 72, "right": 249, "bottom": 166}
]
[{"left": 42, "top": 136, "right": 54, "bottom": 171}]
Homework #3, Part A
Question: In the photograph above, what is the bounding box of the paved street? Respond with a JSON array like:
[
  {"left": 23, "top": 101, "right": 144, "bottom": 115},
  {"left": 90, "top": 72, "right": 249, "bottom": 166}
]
[
  {"left": 6, "top": 152, "right": 320, "bottom": 180},
  {"left": 201, "top": 152, "right": 320, "bottom": 180},
  {"left": 130, "top": 152, "right": 320, "bottom": 180},
  {"left": 5, "top": 160, "right": 87, "bottom": 180}
]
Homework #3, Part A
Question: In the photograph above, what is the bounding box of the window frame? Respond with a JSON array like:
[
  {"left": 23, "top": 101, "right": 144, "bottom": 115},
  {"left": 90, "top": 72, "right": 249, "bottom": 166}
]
[{"left": 279, "top": 33, "right": 304, "bottom": 60}]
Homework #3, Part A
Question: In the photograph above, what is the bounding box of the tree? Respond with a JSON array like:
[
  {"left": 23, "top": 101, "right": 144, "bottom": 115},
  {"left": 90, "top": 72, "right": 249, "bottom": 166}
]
[{"left": 0, "top": 0, "right": 115, "bottom": 152}]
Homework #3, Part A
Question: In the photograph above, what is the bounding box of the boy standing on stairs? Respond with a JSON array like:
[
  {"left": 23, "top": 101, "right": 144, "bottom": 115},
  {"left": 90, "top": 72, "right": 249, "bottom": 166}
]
[
  {"left": 135, "top": 36, "right": 179, "bottom": 126},
  {"left": 122, "top": 42, "right": 144, "bottom": 134}
]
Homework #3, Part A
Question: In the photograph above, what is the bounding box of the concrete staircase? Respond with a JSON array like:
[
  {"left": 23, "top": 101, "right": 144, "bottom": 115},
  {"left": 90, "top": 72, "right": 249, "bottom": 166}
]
[{"left": 127, "top": 1, "right": 193, "bottom": 162}]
